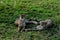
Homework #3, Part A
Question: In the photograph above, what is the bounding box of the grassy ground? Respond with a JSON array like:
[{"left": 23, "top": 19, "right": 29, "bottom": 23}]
[{"left": 0, "top": 0, "right": 60, "bottom": 40}]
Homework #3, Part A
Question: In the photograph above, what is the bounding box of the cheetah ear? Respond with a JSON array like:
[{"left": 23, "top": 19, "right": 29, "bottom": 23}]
[{"left": 21, "top": 14, "right": 25, "bottom": 17}]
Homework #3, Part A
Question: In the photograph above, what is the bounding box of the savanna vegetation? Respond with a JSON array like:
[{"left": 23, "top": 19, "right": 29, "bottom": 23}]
[{"left": 0, "top": 0, "right": 60, "bottom": 40}]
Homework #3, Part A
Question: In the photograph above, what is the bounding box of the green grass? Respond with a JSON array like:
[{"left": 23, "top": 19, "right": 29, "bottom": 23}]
[{"left": 0, "top": 0, "right": 60, "bottom": 40}]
